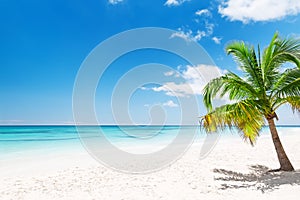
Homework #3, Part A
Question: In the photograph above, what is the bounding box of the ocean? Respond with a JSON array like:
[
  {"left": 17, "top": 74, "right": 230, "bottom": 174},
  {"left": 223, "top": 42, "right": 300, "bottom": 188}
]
[{"left": 0, "top": 125, "right": 298, "bottom": 160}]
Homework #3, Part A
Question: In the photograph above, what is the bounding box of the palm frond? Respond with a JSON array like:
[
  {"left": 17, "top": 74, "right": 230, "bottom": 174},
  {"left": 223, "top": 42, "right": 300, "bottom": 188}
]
[
  {"left": 226, "top": 42, "right": 264, "bottom": 91},
  {"left": 203, "top": 76, "right": 224, "bottom": 111},
  {"left": 273, "top": 36, "right": 300, "bottom": 67},
  {"left": 273, "top": 96, "right": 300, "bottom": 113},
  {"left": 286, "top": 96, "right": 300, "bottom": 112},
  {"left": 262, "top": 32, "right": 279, "bottom": 71},
  {"left": 263, "top": 33, "right": 300, "bottom": 85},
  {"left": 272, "top": 68, "right": 300, "bottom": 98},
  {"left": 221, "top": 72, "right": 259, "bottom": 100},
  {"left": 203, "top": 72, "right": 258, "bottom": 111},
  {"left": 200, "top": 100, "right": 264, "bottom": 145}
]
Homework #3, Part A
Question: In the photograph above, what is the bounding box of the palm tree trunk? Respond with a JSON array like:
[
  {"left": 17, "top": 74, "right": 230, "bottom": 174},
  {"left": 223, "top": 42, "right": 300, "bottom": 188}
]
[{"left": 267, "top": 118, "right": 294, "bottom": 171}]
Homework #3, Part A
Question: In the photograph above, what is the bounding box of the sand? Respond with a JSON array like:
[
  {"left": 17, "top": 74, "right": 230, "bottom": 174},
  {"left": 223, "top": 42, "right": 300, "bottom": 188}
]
[{"left": 1, "top": 129, "right": 300, "bottom": 200}]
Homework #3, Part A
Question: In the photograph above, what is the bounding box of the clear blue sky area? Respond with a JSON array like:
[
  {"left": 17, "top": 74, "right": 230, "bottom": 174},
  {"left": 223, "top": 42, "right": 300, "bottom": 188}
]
[{"left": 1, "top": 0, "right": 300, "bottom": 125}]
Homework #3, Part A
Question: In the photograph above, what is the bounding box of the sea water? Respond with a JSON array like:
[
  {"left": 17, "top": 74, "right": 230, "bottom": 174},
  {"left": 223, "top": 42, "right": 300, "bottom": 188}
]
[{"left": 0, "top": 125, "right": 298, "bottom": 160}]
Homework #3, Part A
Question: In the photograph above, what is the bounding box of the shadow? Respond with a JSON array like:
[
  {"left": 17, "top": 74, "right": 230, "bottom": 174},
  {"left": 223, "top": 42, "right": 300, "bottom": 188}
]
[{"left": 214, "top": 165, "right": 300, "bottom": 193}]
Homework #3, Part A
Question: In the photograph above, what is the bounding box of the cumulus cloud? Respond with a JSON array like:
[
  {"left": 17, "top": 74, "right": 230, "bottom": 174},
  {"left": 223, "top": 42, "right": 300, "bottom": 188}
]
[
  {"left": 212, "top": 36, "right": 222, "bottom": 44},
  {"left": 151, "top": 64, "right": 224, "bottom": 98},
  {"left": 163, "top": 100, "right": 179, "bottom": 107},
  {"left": 164, "top": 0, "right": 189, "bottom": 7},
  {"left": 218, "top": 0, "right": 300, "bottom": 23},
  {"left": 195, "top": 9, "right": 211, "bottom": 17},
  {"left": 108, "top": 0, "right": 123, "bottom": 5}
]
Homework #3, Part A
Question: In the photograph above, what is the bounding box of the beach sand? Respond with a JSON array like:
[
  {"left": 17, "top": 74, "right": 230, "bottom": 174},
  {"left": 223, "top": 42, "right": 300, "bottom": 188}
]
[{"left": 1, "top": 129, "right": 300, "bottom": 200}]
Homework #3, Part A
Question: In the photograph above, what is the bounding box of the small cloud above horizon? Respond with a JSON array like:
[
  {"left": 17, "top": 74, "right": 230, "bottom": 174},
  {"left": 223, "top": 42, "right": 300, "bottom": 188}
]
[
  {"left": 170, "top": 29, "right": 205, "bottom": 42},
  {"left": 212, "top": 36, "right": 222, "bottom": 44},
  {"left": 163, "top": 100, "right": 179, "bottom": 107},
  {"left": 143, "top": 100, "right": 178, "bottom": 108},
  {"left": 195, "top": 9, "right": 211, "bottom": 17},
  {"left": 170, "top": 24, "right": 214, "bottom": 43},
  {"left": 108, "top": 0, "right": 124, "bottom": 5},
  {"left": 164, "top": 0, "right": 189, "bottom": 7}
]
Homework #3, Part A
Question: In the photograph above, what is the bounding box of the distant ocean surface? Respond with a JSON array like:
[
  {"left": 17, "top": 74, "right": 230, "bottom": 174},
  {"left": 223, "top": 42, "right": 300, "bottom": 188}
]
[{"left": 0, "top": 126, "right": 299, "bottom": 160}]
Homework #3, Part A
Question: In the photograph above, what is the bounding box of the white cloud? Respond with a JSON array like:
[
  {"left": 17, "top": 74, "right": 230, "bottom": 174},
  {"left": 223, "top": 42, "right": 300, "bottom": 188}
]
[
  {"left": 144, "top": 100, "right": 179, "bottom": 109},
  {"left": 108, "top": 0, "right": 123, "bottom": 5},
  {"left": 195, "top": 9, "right": 211, "bottom": 17},
  {"left": 170, "top": 8, "right": 216, "bottom": 43},
  {"left": 140, "top": 86, "right": 150, "bottom": 90},
  {"left": 194, "top": 30, "right": 206, "bottom": 41},
  {"left": 164, "top": 71, "right": 175, "bottom": 76},
  {"left": 170, "top": 26, "right": 213, "bottom": 42},
  {"left": 163, "top": 100, "right": 179, "bottom": 107},
  {"left": 170, "top": 29, "right": 196, "bottom": 42},
  {"left": 218, "top": 0, "right": 300, "bottom": 23},
  {"left": 164, "top": 0, "right": 189, "bottom": 7},
  {"left": 205, "top": 22, "right": 214, "bottom": 35},
  {"left": 151, "top": 64, "right": 224, "bottom": 97},
  {"left": 165, "top": 69, "right": 181, "bottom": 77},
  {"left": 152, "top": 81, "right": 194, "bottom": 97},
  {"left": 212, "top": 36, "right": 222, "bottom": 44}
]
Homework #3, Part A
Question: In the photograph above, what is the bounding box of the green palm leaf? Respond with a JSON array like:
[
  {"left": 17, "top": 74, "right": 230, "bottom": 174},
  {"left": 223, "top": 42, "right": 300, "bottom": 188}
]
[
  {"left": 201, "top": 100, "right": 264, "bottom": 145},
  {"left": 272, "top": 68, "right": 300, "bottom": 98},
  {"left": 226, "top": 42, "right": 264, "bottom": 91}
]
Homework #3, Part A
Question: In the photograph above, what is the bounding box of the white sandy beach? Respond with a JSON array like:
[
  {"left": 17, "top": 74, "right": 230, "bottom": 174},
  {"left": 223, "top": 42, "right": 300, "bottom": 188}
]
[{"left": 1, "top": 128, "right": 300, "bottom": 200}]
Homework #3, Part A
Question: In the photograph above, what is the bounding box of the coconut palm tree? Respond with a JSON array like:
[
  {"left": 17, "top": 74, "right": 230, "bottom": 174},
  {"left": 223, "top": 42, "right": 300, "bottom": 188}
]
[{"left": 201, "top": 32, "right": 300, "bottom": 171}]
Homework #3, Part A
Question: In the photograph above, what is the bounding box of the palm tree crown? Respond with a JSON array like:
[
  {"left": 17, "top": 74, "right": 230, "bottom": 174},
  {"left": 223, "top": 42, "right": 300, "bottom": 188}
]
[{"left": 201, "top": 32, "right": 300, "bottom": 171}]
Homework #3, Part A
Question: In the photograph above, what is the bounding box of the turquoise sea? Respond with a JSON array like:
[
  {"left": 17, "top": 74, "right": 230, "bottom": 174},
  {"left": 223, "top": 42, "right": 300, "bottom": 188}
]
[
  {"left": 0, "top": 126, "right": 194, "bottom": 158},
  {"left": 0, "top": 126, "right": 299, "bottom": 160}
]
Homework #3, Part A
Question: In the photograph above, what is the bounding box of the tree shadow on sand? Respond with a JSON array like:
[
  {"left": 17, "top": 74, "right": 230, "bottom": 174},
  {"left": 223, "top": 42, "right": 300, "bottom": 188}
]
[{"left": 213, "top": 165, "right": 300, "bottom": 193}]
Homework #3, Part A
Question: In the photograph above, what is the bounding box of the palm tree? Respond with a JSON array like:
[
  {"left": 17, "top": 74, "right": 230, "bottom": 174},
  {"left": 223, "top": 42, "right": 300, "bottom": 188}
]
[{"left": 201, "top": 32, "right": 300, "bottom": 171}]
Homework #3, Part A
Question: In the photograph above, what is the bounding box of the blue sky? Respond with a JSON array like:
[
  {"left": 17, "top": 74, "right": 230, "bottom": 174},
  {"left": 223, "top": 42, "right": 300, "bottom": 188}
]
[{"left": 1, "top": 0, "right": 300, "bottom": 125}]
